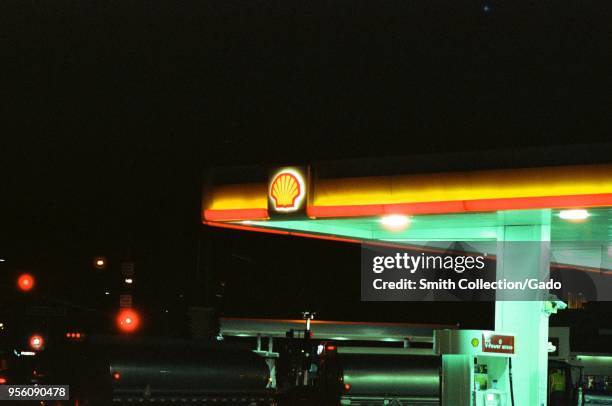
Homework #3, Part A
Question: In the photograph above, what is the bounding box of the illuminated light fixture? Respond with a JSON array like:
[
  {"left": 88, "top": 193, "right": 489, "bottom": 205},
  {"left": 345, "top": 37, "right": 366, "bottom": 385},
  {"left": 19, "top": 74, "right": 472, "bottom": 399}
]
[
  {"left": 481, "top": 230, "right": 497, "bottom": 238},
  {"left": 20, "top": 351, "right": 36, "bottom": 356},
  {"left": 124, "top": 278, "right": 133, "bottom": 284},
  {"left": 29, "top": 335, "right": 44, "bottom": 351},
  {"left": 0, "top": 377, "right": 6, "bottom": 384},
  {"left": 559, "top": 209, "right": 589, "bottom": 221},
  {"left": 325, "top": 344, "right": 337, "bottom": 352},
  {"left": 575, "top": 354, "right": 612, "bottom": 363},
  {"left": 112, "top": 371, "right": 121, "bottom": 381},
  {"left": 93, "top": 256, "right": 107, "bottom": 269},
  {"left": 344, "top": 383, "right": 351, "bottom": 392},
  {"left": 17, "top": 273, "right": 35, "bottom": 292},
  {"left": 116, "top": 309, "right": 140, "bottom": 333},
  {"left": 0, "top": 258, "right": 5, "bottom": 262},
  {"left": 105, "top": 291, "right": 110, "bottom": 295},
  {"left": 380, "top": 214, "right": 410, "bottom": 230}
]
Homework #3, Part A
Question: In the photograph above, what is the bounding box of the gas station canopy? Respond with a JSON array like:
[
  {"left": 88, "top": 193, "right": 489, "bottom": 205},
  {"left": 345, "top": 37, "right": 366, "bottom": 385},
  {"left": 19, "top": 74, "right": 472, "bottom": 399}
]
[
  {"left": 204, "top": 164, "right": 612, "bottom": 222},
  {"left": 203, "top": 164, "right": 612, "bottom": 270}
]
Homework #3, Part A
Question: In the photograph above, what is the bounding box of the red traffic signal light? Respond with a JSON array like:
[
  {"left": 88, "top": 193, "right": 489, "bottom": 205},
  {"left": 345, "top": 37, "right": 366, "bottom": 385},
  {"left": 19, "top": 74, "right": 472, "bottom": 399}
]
[
  {"left": 65, "top": 332, "right": 85, "bottom": 341},
  {"left": 116, "top": 309, "right": 140, "bottom": 333},
  {"left": 17, "top": 274, "right": 35, "bottom": 292},
  {"left": 29, "top": 334, "right": 44, "bottom": 351}
]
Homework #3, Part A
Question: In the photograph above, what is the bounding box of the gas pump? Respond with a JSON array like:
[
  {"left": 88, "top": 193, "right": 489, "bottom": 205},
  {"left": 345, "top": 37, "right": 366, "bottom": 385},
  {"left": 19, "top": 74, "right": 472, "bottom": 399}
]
[{"left": 436, "top": 330, "right": 516, "bottom": 406}]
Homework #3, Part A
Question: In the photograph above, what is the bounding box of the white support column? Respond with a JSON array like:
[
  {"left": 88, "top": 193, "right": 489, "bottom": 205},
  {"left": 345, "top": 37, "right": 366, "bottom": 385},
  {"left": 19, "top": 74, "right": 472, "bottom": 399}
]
[{"left": 495, "top": 210, "right": 551, "bottom": 406}]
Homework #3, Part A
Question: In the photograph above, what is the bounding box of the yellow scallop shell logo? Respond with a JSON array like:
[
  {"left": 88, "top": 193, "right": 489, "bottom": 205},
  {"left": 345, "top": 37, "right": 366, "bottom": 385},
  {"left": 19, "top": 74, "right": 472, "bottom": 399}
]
[{"left": 270, "top": 172, "right": 302, "bottom": 209}]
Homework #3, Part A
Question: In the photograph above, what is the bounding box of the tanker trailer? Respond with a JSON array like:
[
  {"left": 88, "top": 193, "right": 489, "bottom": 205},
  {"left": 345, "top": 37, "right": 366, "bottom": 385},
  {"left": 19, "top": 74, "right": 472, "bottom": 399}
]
[
  {"left": 317, "top": 346, "right": 441, "bottom": 405},
  {"left": 41, "top": 335, "right": 275, "bottom": 405},
  {"left": 108, "top": 346, "right": 273, "bottom": 404}
]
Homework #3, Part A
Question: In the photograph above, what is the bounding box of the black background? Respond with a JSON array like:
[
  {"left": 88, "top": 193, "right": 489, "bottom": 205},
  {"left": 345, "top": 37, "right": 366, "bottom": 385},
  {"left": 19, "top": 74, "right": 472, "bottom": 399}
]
[{"left": 2, "top": 1, "right": 612, "bottom": 336}]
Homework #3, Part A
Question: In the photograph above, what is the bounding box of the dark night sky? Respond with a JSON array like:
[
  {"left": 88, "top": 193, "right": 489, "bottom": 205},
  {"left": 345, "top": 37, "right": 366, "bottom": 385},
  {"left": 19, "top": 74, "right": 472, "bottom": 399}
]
[{"left": 2, "top": 1, "right": 612, "bottom": 330}]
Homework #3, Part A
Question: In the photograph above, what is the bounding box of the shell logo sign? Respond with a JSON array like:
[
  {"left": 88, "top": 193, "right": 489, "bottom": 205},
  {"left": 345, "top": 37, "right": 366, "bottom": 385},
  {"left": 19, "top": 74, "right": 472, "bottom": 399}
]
[
  {"left": 271, "top": 173, "right": 301, "bottom": 208},
  {"left": 268, "top": 168, "right": 307, "bottom": 214}
]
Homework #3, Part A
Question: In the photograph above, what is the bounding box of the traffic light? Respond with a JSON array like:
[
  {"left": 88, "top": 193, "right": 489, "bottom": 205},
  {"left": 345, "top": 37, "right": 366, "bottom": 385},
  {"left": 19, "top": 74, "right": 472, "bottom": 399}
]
[
  {"left": 116, "top": 309, "right": 140, "bottom": 333},
  {"left": 17, "top": 273, "right": 35, "bottom": 292},
  {"left": 65, "top": 332, "right": 85, "bottom": 342},
  {"left": 28, "top": 334, "right": 44, "bottom": 351}
]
